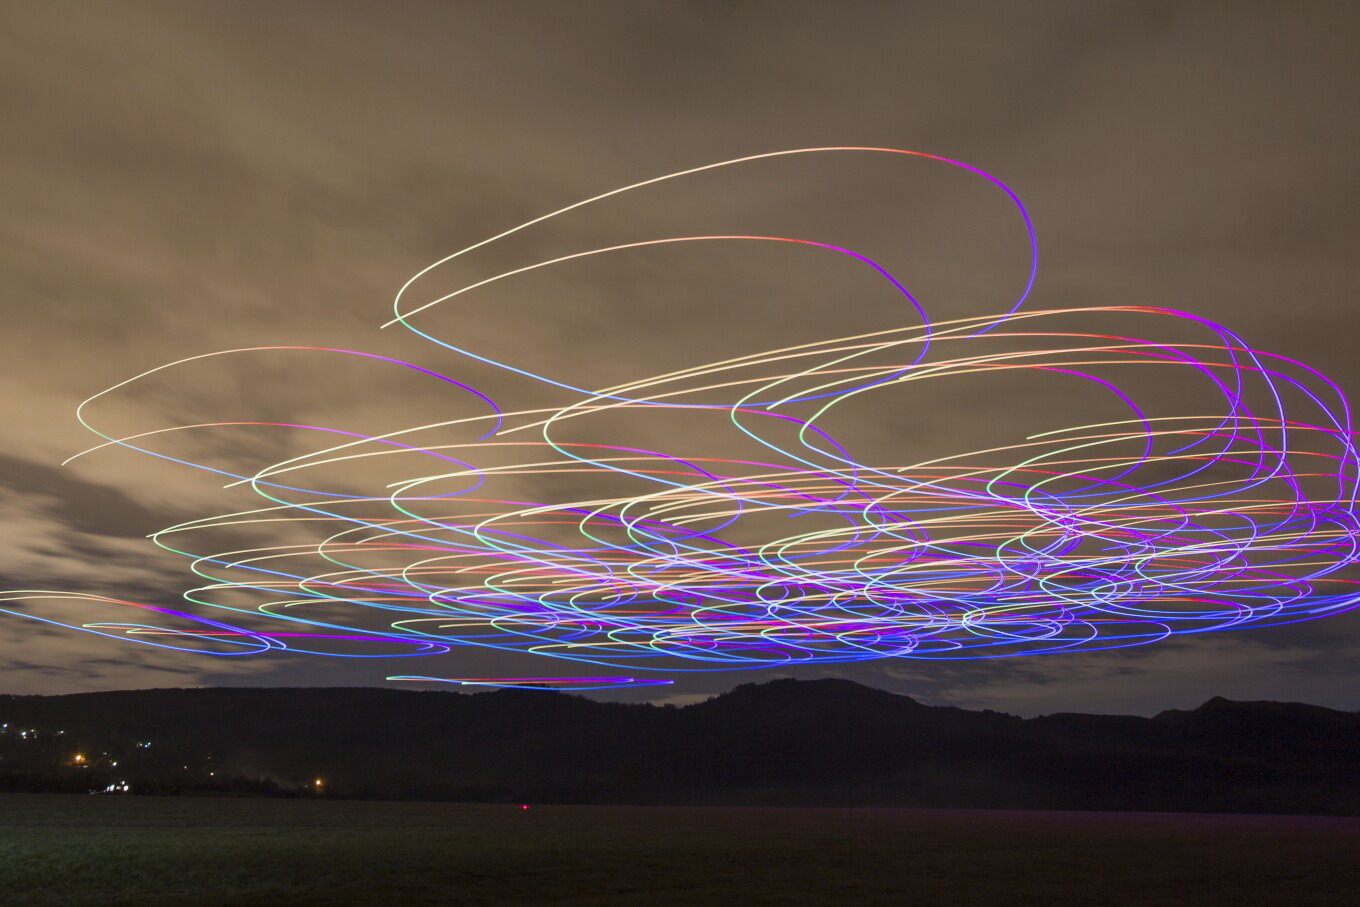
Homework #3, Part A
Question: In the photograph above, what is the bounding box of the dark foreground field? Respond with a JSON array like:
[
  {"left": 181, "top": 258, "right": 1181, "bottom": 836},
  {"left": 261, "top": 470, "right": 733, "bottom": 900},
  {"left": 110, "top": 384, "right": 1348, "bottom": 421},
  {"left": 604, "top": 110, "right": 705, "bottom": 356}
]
[{"left": 1, "top": 794, "right": 1356, "bottom": 906}]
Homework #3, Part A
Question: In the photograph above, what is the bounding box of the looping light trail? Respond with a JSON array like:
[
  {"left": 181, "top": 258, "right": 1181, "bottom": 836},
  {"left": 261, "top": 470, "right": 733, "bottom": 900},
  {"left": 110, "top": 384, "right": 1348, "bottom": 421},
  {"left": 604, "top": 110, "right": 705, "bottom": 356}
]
[{"left": 10, "top": 147, "right": 1359, "bottom": 685}]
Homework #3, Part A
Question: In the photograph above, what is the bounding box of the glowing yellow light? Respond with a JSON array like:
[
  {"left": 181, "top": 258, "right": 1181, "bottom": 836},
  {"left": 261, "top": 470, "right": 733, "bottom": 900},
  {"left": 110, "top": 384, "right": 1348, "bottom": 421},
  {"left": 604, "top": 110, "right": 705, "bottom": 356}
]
[{"left": 73, "top": 754, "right": 84, "bottom": 763}]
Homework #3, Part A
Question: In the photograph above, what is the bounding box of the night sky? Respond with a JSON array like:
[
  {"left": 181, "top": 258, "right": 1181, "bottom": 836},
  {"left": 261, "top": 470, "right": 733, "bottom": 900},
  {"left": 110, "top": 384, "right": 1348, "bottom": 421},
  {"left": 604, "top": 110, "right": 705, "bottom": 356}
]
[{"left": 3, "top": 1, "right": 1358, "bottom": 715}]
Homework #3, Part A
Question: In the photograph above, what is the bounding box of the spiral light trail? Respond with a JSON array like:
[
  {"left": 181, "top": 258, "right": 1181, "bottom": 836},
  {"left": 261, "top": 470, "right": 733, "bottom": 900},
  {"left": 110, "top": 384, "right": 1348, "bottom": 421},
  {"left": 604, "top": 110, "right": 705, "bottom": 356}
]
[{"left": 5, "top": 148, "right": 1357, "bottom": 689}]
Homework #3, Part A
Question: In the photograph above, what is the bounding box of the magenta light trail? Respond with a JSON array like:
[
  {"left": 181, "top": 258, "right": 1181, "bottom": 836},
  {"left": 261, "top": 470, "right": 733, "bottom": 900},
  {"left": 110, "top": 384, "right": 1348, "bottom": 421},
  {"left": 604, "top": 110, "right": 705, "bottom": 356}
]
[{"left": 4, "top": 147, "right": 1358, "bottom": 689}]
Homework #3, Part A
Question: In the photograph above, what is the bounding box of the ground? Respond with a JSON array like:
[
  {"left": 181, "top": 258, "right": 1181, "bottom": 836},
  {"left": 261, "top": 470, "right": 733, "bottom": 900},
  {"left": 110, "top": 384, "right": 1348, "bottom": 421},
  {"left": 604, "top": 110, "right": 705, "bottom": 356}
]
[{"left": 0, "top": 793, "right": 1355, "bottom": 905}]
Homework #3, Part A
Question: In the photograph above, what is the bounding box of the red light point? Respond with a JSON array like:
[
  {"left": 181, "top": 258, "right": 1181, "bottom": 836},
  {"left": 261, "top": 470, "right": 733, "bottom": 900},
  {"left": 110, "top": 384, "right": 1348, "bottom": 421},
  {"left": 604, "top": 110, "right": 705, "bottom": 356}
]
[{"left": 520, "top": 803, "right": 530, "bottom": 810}]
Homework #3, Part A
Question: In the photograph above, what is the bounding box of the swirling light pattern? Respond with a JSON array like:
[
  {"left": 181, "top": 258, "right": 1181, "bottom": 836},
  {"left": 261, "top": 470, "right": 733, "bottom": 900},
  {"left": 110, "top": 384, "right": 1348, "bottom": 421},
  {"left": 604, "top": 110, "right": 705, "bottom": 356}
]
[{"left": 6, "top": 147, "right": 1358, "bottom": 687}]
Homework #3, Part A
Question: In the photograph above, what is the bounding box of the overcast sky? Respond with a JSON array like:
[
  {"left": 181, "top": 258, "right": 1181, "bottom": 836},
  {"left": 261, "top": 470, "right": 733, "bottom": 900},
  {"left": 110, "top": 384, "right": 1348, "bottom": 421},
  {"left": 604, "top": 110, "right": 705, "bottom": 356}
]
[{"left": 2, "top": 0, "right": 1358, "bottom": 714}]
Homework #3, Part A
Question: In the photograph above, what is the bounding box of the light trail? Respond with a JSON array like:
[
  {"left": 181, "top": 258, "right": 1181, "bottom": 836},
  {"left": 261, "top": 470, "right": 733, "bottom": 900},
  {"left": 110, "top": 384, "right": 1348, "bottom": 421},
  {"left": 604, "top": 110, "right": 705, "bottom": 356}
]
[{"left": 7, "top": 148, "right": 1358, "bottom": 688}]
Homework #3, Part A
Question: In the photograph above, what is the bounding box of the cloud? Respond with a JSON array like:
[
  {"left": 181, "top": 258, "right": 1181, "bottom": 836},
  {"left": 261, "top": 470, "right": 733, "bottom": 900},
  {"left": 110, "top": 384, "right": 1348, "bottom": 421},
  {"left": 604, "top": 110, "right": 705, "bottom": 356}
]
[{"left": 1, "top": 1, "right": 1358, "bottom": 704}]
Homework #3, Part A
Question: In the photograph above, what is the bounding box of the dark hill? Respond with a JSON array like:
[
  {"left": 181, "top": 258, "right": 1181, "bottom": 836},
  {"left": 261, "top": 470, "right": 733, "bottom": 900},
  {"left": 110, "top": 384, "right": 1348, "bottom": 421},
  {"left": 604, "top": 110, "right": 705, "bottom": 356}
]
[{"left": 1, "top": 679, "right": 1356, "bottom": 814}]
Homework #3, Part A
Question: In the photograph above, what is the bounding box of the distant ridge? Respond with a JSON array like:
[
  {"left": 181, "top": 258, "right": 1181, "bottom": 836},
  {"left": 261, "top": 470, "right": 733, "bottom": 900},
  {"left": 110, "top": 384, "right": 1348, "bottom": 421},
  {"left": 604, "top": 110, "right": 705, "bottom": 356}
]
[{"left": 1, "top": 679, "right": 1357, "bottom": 814}]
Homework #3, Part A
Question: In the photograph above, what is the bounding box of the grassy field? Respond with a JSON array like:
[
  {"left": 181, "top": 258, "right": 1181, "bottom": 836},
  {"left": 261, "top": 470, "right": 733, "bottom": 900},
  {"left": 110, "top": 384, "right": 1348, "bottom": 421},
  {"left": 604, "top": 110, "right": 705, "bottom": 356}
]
[{"left": 0, "top": 794, "right": 1356, "bottom": 906}]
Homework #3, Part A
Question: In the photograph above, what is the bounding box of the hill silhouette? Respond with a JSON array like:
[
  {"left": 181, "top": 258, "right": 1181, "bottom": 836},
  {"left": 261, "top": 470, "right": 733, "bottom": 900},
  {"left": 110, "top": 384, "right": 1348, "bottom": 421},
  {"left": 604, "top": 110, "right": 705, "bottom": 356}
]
[{"left": 1, "top": 678, "right": 1356, "bottom": 814}]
